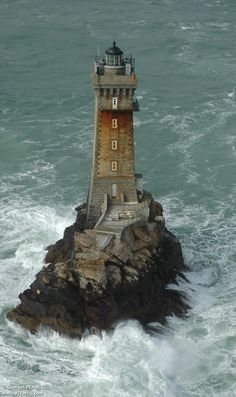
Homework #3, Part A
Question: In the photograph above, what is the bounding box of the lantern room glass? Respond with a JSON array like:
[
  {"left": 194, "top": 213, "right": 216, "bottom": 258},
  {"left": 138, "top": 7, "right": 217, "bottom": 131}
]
[{"left": 106, "top": 54, "right": 123, "bottom": 67}]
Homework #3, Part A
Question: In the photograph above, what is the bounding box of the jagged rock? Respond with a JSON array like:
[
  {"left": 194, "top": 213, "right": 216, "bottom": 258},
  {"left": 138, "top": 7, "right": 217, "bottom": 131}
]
[
  {"left": 149, "top": 199, "right": 164, "bottom": 221},
  {"left": 75, "top": 203, "right": 87, "bottom": 232},
  {"left": 7, "top": 203, "right": 189, "bottom": 338},
  {"left": 44, "top": 224, "right": 76, "bottom": 264},
  {"left": 106, "top": 264, "right": 122, "bottom": 287}
]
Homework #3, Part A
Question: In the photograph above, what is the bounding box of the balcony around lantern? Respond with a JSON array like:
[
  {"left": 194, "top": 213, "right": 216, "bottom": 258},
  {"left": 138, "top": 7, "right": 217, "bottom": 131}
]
[
  {"left": 92, "top": 73, "right": 137, "bottom": 89},
  {"left": 94, "top": 54, "right": 135, "bottom": 76}
]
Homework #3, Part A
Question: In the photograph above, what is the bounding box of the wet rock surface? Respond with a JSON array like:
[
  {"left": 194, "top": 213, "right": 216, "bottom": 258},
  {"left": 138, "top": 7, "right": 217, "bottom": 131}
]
[{"left": 7, "top": 203, "right": 189, "bottom": 338}]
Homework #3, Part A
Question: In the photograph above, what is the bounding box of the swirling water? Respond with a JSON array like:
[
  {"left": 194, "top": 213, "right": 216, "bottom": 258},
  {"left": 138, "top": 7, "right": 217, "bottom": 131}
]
[{"left": 0, "top": 0, "right": 236, "bottom": 396}]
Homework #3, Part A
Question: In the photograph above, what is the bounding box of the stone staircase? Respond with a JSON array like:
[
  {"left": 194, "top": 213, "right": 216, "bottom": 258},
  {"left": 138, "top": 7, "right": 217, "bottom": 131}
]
[
  {"left": 104, "top": 203, "right": 149, "bottom": 224},
  {"left": 95, "top": 232, "right": 114, "bottom": 250},
  {"left": 94, "top": 201, "right": 150, "bottom": 239}
]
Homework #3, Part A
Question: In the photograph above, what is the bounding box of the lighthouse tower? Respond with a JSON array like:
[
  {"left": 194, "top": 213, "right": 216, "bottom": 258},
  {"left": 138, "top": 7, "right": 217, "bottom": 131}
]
[{"left": 86, "top": 42, "right": 146, "bottom": 229}]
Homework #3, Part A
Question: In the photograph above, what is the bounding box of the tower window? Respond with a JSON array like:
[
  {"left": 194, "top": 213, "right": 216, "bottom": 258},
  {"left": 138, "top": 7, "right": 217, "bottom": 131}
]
[
  {"left": 112, "top": 140, "right": 118, "bottom": 150},
  {"left": 112, "top": 161, "right": 117, "bottom": 171},
  {"left": 112, "top": 97, "right": 118, "bottom": 109},
  {"left": 112, "top": 119, "right": 118, "bottom": 128}
]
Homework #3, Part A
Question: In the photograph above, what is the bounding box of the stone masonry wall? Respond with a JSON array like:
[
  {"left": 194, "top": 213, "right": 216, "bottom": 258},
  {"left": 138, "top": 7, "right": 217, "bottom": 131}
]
[
  {"left": 87, "top": 74, "right": 138, "bottom": 228},
  {"left": 86, "top": 177, "right": 138, "bottom": 228}
]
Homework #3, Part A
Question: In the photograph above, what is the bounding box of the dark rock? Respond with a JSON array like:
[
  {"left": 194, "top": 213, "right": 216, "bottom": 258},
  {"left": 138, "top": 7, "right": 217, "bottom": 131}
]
[
  {"left": 45, "top": 204, "right": 87, "bottom": 265},
  {"left": 75, "top": 203, "right": 87, "bottom": 232},
  {"left": 45, "top": 239, "right": 71, "bottom": 265},
  {"left": 7, "top": 205, "right": 189, "bottom": 337},
  {"left": 149, "top": 199, "right": 163, "bottom": 221}
]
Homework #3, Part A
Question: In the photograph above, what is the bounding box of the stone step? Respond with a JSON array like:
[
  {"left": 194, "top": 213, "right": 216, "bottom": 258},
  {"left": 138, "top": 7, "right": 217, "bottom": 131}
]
[
  {"left": 105, "top": 211, "right": 120, "bottom": 221},
  {"left": 105, "top": 208, "right": 147, "bottom": 222},
  {"left": 101, "top": 209, "right": 145, "bottom": 223},
  {"left": 95, "top": 233, "right": 113, "bottom": 250},
  {"left": 103, "top": 218, "right": 140, "bottom": 226}
]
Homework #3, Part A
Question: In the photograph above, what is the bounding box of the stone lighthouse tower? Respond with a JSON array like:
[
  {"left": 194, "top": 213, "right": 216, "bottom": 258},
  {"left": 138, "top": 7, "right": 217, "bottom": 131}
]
[{"left": 86, "top": 42, "right": 149, "bottom": 230}]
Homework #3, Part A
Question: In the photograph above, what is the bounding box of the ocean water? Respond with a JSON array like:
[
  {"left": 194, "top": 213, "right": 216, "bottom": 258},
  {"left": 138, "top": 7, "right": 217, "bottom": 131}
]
[{"left": 0, "top": 0, "right": 236, "bottom": 396}]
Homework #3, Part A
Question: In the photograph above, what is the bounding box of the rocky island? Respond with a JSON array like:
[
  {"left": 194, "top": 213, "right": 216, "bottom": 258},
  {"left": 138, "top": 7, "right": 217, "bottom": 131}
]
[{"left": 7, "top": 42, "right": 188, "bottom": 337}]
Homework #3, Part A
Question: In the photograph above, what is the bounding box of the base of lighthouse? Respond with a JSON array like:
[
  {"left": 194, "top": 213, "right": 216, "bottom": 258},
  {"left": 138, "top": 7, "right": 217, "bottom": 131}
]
[
  {"left": 7, "top": 198, "right": 188, "bottom": 337},
  {"left": 86, "top": 176, "right": 139, "bottom": 229}
]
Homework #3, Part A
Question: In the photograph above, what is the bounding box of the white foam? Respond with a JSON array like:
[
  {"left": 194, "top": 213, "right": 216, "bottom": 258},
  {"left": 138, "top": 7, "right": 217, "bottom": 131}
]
[
  {"left": 1, "top": 187, "right": 235, "bottom": 396},
  {"left": 180, "top": 25, "right": 194, "bottom": 31},
  {"left": 0, "top": 194, "right": 75, "bottom": 304}
]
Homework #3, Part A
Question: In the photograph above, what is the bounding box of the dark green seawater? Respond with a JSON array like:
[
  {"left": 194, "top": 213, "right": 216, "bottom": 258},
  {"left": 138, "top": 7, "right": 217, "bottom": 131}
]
[{"left": 0, "top": 0, "right": 236, "bottom": 396}]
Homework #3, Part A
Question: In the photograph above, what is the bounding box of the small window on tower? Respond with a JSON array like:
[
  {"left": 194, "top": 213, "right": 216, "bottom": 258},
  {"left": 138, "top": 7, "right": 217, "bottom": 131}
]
[
  {"left": 112, "top": 161, "right": 117, "bottom": 171},
  {"left": 112, "top": 119, "right": 118, "bottom": 128},
  {"left": 112, "top": 140, "right": 117, "bottom": 150},
  {"left": 112, "top": 97, "right": 118, "bottom": 109}
]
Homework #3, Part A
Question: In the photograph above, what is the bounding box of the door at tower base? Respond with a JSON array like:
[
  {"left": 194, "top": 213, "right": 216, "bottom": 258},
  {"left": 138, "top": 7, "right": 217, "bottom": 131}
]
[{"left": 111, "top": 184, "right": 117, "bottom": 198}]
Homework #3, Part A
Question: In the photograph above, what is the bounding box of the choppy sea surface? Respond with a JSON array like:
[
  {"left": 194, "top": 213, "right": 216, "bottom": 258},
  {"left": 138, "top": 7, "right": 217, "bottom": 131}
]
[{"left": 0, "top": 0, "right": 236, "bottom": 396}]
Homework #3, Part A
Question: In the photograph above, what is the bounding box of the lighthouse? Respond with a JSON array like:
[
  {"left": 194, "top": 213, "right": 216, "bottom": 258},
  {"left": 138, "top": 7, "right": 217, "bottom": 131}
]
[{"left": 86, "top": 42, "right": 150, "bottom": 232}]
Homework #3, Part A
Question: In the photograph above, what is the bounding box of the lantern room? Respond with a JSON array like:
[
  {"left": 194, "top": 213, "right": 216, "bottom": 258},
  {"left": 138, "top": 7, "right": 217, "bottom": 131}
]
[{"left": 105, "top": 41, "right": 123, "bottom": 67}]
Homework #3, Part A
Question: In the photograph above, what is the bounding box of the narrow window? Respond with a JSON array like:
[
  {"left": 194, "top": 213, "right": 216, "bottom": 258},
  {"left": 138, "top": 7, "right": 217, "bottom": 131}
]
[
  {"left": 112, "top": 140, "right": 117, "bottom": 150},
  {"left": 112, "top": 161, "right": 117, "bottom": 171},
  {"left": 112, "top": 97, "right": 118, "bottom": 109},
  {"left": 112, "top": 119, "right": 118, "bottom": 128}
]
